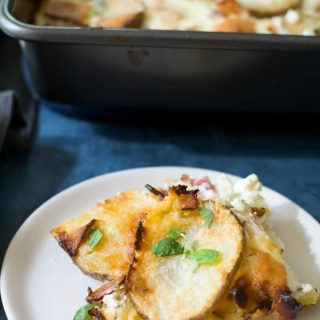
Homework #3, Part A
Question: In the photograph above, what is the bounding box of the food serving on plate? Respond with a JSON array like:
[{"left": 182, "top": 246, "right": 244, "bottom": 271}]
[
  {"left": 36, "top": 0, "right": 320, "bottom": 35},
  {"left": 51, "top": 174, "right": 319, "bottom": 320}
]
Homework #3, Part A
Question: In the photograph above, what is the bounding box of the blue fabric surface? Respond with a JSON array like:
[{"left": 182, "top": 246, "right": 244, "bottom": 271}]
[{"left": 0, "top": 104, "right": 320, "bottom": 319}]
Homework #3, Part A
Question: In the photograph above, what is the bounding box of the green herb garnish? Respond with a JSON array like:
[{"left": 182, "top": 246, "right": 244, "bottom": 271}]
[
  {"left": 151, "top": 228, "right": 220, "bottom": 272},
  {"left": 73, "top": 302, "right": 101, "bottom": 320},
  {"left": 168, "top": 228, "right": 185, "bottom": 239},
  {"left": 87, "top": 228, "right": 103, "bottom": 249},
  {"left": 151, "top": 237, "right": 184, "bottom": 257},
  {"left": 199, "top": 207, "right": 214, "bottom": 228},
  {"left": 187, "top": 249, "right": 220, "bottom": 268}
]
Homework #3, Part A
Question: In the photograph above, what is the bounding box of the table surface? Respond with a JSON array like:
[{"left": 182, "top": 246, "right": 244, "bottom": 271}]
[{"left": 1, "top": 103, "right": 320, "bottom": 319}]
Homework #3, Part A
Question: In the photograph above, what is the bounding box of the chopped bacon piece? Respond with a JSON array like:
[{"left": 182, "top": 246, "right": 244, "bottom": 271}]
[
  {"left": 229, "top": 278, "right": 248, "bottom": 308},
  {"left": 86, "top": 281, "right": 119, "bottom": 303},
  {"left": 170, "top": 185, "right": 198, "bottom": 210},
  {"left": 193, "top": 176, "right": 215, "bottom": 190},
  {"left": 145, "top": 184, "right": 166, "bottom": 200}
]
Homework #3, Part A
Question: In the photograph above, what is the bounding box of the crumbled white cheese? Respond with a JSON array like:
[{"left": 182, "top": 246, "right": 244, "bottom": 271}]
[
  {"left": 102, "top": 290, "right": 127, "bottom": 318},
  {"left": 196, "top": 184, "right": 215, "bottom": 200},
  {"left": 302, "top": 28, "right": 315, "bottom": 36},
  {"left": 301, "top": 283, "right": 314, "bottom": 292},
  {"left": 103, "top": 292, "right": 121, "bottom": 309},
  {"left": 285, "top": 9, "right": 299, "bottom": 24},
  {"left": 216, "top": 174, "right": 268, "bottom": 214},
  {"left": 271, "top": 16, "right": 290, "bottom": 34}
]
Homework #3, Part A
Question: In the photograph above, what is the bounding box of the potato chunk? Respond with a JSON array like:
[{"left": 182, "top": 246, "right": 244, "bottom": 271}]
[
  {"left": 127, "top": 193, "right": 244, "bottom": 320},
  {"left": 51, "top": 190, "right": 159, "bottom": 282},
  {"left": 44, "top": 0, "right": 91, "bottom": 25}
]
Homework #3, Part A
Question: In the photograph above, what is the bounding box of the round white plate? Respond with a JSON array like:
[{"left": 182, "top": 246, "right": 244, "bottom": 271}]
[{"left": 1, "top": 167, "right": 320, "bottom": 320}]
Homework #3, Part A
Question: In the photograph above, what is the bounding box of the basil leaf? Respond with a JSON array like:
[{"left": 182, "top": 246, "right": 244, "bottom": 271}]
[
  {"left": 199, "top": 207, "right": 214, "bottom": 228},
  {"left": 87, "top": 227, "right": 103, "bottom": 248},
  {"left": 73, "top": 302, "right": 100, "bottom": 320},
  {"left": 151, "top": 237, "right": 184, "bottom": 257},
  {"left": 168, "top": 228, "right": 185, "bottom": 239},
  {"left": 187, "top": 249, "right": 220, "bottom": 267}
]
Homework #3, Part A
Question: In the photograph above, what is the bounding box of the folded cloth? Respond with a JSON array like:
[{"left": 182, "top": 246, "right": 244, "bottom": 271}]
[
  {"left": 0, "top": 90, "right": 37, "bottom": 152},
  {"left": 0, "top": 91, "right": 13, "bottom": 150},
  {"left": 0, "top": 32, "right": 38, "bottom": 153}
]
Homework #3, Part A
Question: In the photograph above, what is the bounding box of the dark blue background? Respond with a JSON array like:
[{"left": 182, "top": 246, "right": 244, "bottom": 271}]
[{"left": 1, "top": 71, "right": 320, "bottom": 320}]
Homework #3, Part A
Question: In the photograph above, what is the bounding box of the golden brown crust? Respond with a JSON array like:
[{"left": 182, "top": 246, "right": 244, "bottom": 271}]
[
  {"left": 214, "top": 234, "right": 303, "bottom": 320},
  {"left": 170, "top": 185, "right": 198, "bottom": 210},
  {"left": 145, "top": 184, "right": 166, "bottom": 200},
  {"left": 44, "top": 0, "right": 90, "bottom": 26},
  {"left": 55, "top": 220, "right": 94, "bottom": 257}
]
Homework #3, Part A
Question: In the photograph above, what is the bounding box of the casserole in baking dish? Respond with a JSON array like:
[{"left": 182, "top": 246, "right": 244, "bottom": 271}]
[
  {"left": 36, "top": 0, "right": 320, "bottom": 35},
  {"left": 1, "top": 0, "right": 320, "bottom": 114}
]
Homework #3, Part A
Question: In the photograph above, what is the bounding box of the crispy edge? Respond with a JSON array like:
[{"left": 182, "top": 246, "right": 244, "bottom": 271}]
[
  {"left": 85, "top": 216, "right": 145, "bottom": 302},
  {"left": 52, "top": 219, "right": 113, "bottom": 281},
  {"left": 51, "top": 219, "right": 95, "bottom": 257}
]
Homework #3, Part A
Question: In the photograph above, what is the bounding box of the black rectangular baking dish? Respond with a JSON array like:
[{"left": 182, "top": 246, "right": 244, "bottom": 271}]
[{"left": 1, "top": 0, "right": 320, "bottom": 115}]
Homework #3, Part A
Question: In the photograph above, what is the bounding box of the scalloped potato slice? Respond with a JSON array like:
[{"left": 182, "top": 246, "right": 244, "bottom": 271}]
[
  {"left": 51, "top": 189, "right": 159, "bottom": 282},
  {"left": 127, "top": 196, "right": 244, "bottom": 320}
]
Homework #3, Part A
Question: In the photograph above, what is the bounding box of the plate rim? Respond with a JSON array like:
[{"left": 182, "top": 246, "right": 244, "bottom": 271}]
[{"left": 1, "top": 166, "right": 319, "bottom": 320}]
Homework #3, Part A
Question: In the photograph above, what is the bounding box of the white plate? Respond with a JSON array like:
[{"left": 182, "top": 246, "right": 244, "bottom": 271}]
[{"left": 1, "top": 167, "right": 320, "bottom": 320}]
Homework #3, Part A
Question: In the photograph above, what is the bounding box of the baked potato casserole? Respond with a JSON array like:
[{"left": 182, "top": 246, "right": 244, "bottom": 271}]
[
  {"left": 36, "top": 0, "right": 320, "bottom": 35},
  {"left": 51, "top": 174, "right": 319, "bottom": 320}
]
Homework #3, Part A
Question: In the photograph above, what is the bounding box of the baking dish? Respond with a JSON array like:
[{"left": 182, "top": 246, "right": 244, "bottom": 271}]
[{"left": 1, "top": 0, "right": 320, "bottom": 115}]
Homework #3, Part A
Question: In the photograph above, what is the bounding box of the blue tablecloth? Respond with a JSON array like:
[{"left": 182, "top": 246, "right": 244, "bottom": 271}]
[{"left": 0, "top": 103, "right": 320, "bottom": 319}]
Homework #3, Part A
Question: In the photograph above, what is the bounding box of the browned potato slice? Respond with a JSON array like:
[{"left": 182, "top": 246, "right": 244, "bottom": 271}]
[
  {"left": 51, "top": 190, "right": 159, "bottom": 282},
  {"left": 127, "top": 192, "right": 244, "bottom": 320},
  {"left": 44, "top": 0, "right": 91, "bottom": 26}
]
